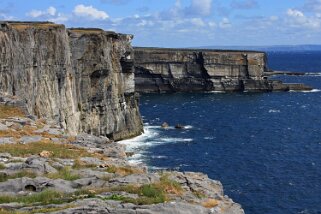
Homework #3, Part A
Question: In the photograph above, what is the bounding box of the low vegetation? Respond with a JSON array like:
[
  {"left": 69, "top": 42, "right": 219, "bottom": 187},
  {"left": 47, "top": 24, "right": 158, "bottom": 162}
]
[
  {"left": 10, "top": 23, "right": 62, "bottom": 31},
  {"left": 47, "top": 167, "right": 80, "bottom": 181},
  {"left": 106, "top": 165, "right": 144, "bottom": 176},
  {"left": 107, "top": 175, "right": 183, "bottom": 205},
  {"left": 0, "top": 141, "right": 96, "bottom": 159},
  {"left": 0, "top": 125, "right": 62, "bottom": 139},
  {"left": 0, "top": 170, "right": 37, "bottom": 182},
  {"left": 69, "top": 29, "right": 103, "bottom": 34},
  {"left": 0, "top": 163, "right": 5, "bottom": 170},
  {"left": 0, "top": 189, "right": 96, "bottom": 207},
  {"left": 72, "top": 159, "right": 97, "bottom": 169},
  {"left": 202, "top": 199, "right": 219, "bottom": 208},
  {"left": 0, "top": 105, "right": 25, "bottom": 119}
]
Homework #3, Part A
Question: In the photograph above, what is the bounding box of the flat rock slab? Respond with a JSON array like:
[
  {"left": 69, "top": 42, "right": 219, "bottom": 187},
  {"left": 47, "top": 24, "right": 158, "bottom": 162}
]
[
  {"left": 0, "top": 137, "right": 15, "bottom": 144},
  {"left": 19, "top": 136, "right": 43, "bottom": 144}
]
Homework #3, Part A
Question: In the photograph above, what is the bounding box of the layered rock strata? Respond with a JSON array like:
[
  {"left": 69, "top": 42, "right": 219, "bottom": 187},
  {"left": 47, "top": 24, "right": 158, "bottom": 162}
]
[
  {"left": 134, "top": 47, "right": 312, "bottom": 93},
  {"left": 0, "top": 22, "right": 143, "bottom": 140}
]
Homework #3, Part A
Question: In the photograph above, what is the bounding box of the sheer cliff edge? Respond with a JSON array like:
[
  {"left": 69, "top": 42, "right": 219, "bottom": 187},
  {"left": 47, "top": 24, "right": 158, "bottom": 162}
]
[
  {"left": 134, "top": 47, "right": 312, "bottom": 93},
  {"left": 0, "top": 22, "right": 143, "bottom": 140}
]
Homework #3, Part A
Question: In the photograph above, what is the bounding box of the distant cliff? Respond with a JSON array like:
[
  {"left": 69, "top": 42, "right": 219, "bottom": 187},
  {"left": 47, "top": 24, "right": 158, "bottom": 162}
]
[
  {"left": 134, "top": 47, "right": 312, "bottom": 92},
  {"left": 0, "top": 22, "right": 143, "bottom": 140}
]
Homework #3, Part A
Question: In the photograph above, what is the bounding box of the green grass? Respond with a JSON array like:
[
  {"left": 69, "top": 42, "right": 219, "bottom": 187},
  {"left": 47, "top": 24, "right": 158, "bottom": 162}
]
[
  {"left": 0, "top": 190, "right": 65, "bottom": 205},
  {"left": 106, "top": 175, "right": 183, "bottom": 205},
  {"left": 72, "top": 159, "right": 97, "bottom": 169},
  {"left": 0, "top": 141, "right": 96, "bottom": 159},
  {"left": 106, "top": 165, "right": 143, "bottom": 176},
  {"left": 0, "top": 163, "right": 5, "bottom": 170},
  {"left": 47, "top": 167, "right": 80, "bottom": 181},
  {"left": 0, "top": 189, "right": 95, "bottom": 206},
  {"left": 0, "top": 171, "right": 37, "bottom": 182},
  {"left": 108, "top": 184, "right": 166, "bottom": 205}
]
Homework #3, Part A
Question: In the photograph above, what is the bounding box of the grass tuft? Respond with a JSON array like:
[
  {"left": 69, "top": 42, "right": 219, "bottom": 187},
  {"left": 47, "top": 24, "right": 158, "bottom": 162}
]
[
  {"left": 0, "top": 170, "right": 37, "bottom": 182},
  {"left": 0, "top": 189, "right": 95, "bottom": 206},
  {"left": 106, "top": 166, "right": 144, "bottom": 176},
  {"left": 47, "top": 167, "right": 80, "bottom": 181},
  {"left": 202, "top": 199, "right": 219, "bottom": 208},
  {"left": 0, "top": 163, "right": 5, "bottom": 170},
  {"left": 72, "top": 159, "right": 97, "bottom": 169},
  {"left": 0, "top": 141, "right": 96, "bottom": 158}
]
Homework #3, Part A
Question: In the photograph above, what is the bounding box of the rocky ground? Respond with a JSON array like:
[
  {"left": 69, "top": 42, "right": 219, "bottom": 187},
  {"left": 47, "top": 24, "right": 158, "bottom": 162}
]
[{"left": 0, "top": 98, "right": 244, "bottom": 214}]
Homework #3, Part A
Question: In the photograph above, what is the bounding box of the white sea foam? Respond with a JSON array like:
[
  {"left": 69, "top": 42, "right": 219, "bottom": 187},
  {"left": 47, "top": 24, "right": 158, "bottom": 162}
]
[
  {"left": 289, "top": 89, "right": 321, "bottom": 93},
  {"left": 206, "top": 91, "right": 226, "bottom": 94},
  {"left": 118, "top": 125, "right": 160, "bottom": 151},
  {"left": 305, "top": 72, "right": 321, "bottom": 76},
  {"left": 159, "top": 138, "right": 193, "bottom": 143},
  {"left": 269, "top": 109, "right": 281, "bottom": 113},
  {"left": 184, "top": 125, "right": 193, "bottom": 129},
  {"left": 119, "top": 125, "right": 194, "bottom": 164}
]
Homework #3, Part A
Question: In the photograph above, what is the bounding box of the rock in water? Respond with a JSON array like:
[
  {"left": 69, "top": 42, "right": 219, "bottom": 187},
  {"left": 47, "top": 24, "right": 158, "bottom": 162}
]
[
  {"left": 161, "top": 122, "right": 169, "bottom": 128},
  {"left": 175, "top": 124, "right": 185, "bottom": 129}
]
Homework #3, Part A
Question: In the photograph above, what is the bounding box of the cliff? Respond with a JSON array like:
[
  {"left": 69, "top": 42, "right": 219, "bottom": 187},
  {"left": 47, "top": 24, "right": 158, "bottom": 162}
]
[
  {"left": 0, "top": 22, "right": 143, "bottom": 140},
  {"left": 134, "top": 47, "right": 312, "bottom": 92}
]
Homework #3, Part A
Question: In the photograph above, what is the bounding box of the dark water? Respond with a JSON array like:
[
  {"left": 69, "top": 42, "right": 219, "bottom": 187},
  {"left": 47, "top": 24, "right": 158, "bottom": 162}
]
[{"left": 120, "top": 51, "right": 321, "bottom": 214}]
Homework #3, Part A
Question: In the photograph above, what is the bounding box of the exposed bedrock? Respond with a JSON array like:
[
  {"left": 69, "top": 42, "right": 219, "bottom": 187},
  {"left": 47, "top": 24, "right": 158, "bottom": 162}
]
[
  {"left": 0, "top": 22, "right": 143, "bottom": 140},
  {"left": 134, "top": 47, "right": 312, "bottom": 93}
]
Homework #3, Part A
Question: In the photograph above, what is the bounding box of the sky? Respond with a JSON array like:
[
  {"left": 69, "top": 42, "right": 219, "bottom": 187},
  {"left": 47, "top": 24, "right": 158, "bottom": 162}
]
[{"left": 0, "top": 0, "right": 321, "bottom": 47}]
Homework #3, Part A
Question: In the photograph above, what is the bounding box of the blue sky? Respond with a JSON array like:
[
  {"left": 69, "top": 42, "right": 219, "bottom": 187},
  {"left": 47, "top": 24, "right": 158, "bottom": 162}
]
[{"left": 1, "top": 0, "right": 321, "bottom": 47}]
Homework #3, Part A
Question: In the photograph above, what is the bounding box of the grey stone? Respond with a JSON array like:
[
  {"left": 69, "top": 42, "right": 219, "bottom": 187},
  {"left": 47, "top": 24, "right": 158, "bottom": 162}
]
[
  {"left": 79, "top": 157, "right": 105, "bottom": 166},
  {"left": 109, "top": 173, "right": 160, "bottom": 186},
  {"left": 0, "top": 22, "right": 143, "bottom": 140},
  {"left": 0, "top": 177, "right": 76, "bottom": 194},
  {"left": 76, "top": 169, "right": 114, "bottom": 180},
  {"left": 0, "top": 123, "right": 8, "bottom": 131},
  {"left": 103, "top": 143, "right": 127, "bottom": 159},
  {"left": 0, "top": 137, "right": 15, "bottom": 144},
  {"left": 134, "top": 47, "right": 311, "bottom": 93},
  {"left": 75, "top": 133, "right": 109, "bottom": 146},
  {"left": 6, "top": 156, "right": 57, "bottom": 175},
  {"left": 19, "top": 136, "right": 43, "bottom": 144}
]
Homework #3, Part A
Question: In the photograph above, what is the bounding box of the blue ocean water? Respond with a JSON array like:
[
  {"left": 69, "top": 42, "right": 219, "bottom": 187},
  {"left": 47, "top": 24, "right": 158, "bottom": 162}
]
[{"left": 120, "top": 51, "right": 321, "bottom": 214}]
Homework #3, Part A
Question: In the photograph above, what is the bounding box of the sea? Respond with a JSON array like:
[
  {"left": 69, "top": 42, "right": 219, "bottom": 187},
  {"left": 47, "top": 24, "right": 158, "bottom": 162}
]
[{"left": 120, "top": 51, "right": 321, "bottom": 214}]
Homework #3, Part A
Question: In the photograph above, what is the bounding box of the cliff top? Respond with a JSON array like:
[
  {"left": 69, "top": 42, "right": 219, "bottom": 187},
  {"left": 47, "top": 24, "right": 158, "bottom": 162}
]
[
  {"left": 134, "top": 46, "right": 266, "bottom": 54},
  {"left": 0, "top": 21, "right": 64, "bottom": 30}
]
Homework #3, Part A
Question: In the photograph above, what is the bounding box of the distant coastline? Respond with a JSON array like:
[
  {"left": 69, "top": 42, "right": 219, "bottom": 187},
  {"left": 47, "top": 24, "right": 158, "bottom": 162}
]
[{"left": 189, "top": 44, "right": 321, "bottom": 52}]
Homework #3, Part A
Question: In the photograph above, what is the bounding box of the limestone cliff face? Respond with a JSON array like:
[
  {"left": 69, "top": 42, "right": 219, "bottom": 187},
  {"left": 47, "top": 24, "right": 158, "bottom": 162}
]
[
  {"left": 134, "top": 47, "right": 309, "bottom": 92},
  {"left": 69, "top": 29, "right": 142, "bottom": 140},
  {"left": 0, "top": 22, "right": 143, "bottom": 140}
]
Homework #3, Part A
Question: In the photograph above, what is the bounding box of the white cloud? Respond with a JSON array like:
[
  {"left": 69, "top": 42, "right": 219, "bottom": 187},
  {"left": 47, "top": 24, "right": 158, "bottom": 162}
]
[
  {"left": 0, "top": 13, "right": 14, "bottom": 20},
  {"left": 219, "top": 18, "right": 232, "bottom": 28},
  {"left": 287, "top": 9, "right": 304, "bottom": 17},
  {"left": 231, "top": 0, "right": 259, "bottom": 10},
  {"left": 47, "top": 7, "right": 57, "bottom": 16},
  {"left": 286, "top": 8, "right": 320, "bottom": 29},
  {"left": 303, "top": 0, "right": 321, "bottom": 12},
  {"left": 190, "top": 18, "right": 206, "bottom": 27},
  {"left": 27, "top": 6, "right": 57, "bottom": 18},
  {"left": 186, "top": 0, "right": 212, "bottom": 16},
  {"left": 73, "top": 4, "right": 109, "bottom": 20},
  {"left": 208, "top": 21, "right": 217, "bottom": 28}
]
